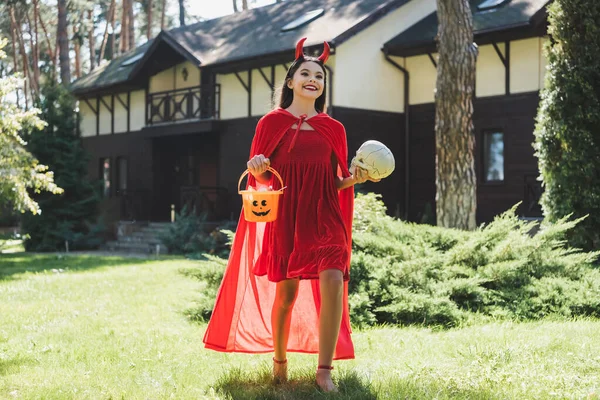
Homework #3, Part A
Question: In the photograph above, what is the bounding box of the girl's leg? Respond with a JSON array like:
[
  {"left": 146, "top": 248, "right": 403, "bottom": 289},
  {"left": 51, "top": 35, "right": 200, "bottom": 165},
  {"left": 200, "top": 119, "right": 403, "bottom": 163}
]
[
  {"left": 271, "top": 278, "right": 300, "bottom": 382},
  {"left": 317, "top": 268, "right": 344, "bottom": 392}
]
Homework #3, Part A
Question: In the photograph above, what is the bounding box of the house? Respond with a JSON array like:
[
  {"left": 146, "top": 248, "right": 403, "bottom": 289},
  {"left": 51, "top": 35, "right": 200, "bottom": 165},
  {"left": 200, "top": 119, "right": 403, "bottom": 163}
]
[{"left": 71, "top": 0, "right": 550, "bottom": 229}]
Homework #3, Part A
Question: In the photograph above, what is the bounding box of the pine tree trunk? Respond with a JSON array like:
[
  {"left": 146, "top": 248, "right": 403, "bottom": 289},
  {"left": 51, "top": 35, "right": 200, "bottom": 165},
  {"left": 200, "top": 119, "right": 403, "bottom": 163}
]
[
  {"left": 178, "top": 0, "right": 185, "bottom": 26},
  {"left": 434, "top": 0, "right": 478, "bottom": 230},
  {"left": 25, "top": 9, "right": 40, "bottom": 96},
  {"left": 74, "top": 23, "right": 81, "bottom": 78},
  {"left": 9, "top": 7, "right": 20, "bottom": 107},
  {"left": 37, "top": 8, "right": 56, "bottom": 73},
  {"left": 120, "top": 0, "right": 129, "bottom": 54},
  {"left": 147, "top": 0, "right": 153, "bottom": 39},
  {"left": 99, "top": 0, "right": 115, "bottom": 63},
  {"left": 160, "top": 0, "right": 166, "bottom": 29},
  {"left": 128, "top": 0, "right": 135, "bottom": 50},
  {"left": 32, "top": 0, "right": 41, "bottom": 91},
  {"left": 242, "top": 0, "right": 248, "bottom": 10},
  {"left": 233, "top": 0, "right": 238, "bottom": 13},
  {"left": 88, "top": 9, "right": 96, "bottom": 71},
  {"left": 57, "top": 0, "right": 71, "bottom": 85}
]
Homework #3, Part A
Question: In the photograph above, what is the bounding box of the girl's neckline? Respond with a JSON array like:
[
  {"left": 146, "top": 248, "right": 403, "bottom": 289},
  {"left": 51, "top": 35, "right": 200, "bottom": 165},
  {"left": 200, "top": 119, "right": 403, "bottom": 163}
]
[{"left": 278, "top": 107, "right": 322, "bottom": 121}]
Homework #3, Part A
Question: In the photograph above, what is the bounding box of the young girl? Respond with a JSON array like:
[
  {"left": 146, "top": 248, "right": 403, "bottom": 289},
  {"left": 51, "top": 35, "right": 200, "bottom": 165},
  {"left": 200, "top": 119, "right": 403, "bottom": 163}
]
[{"left": 203, "top": 37, "right": 378, "bottom": 392}]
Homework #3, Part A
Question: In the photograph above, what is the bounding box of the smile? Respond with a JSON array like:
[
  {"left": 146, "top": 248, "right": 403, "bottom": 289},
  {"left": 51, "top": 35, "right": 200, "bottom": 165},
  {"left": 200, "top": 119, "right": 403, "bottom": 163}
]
[
  {"left": 252, "top": 210, "right": 271, "bottom": 217},
  {"left": 303, "top": 85, "right": 318, "bottom": 91}
]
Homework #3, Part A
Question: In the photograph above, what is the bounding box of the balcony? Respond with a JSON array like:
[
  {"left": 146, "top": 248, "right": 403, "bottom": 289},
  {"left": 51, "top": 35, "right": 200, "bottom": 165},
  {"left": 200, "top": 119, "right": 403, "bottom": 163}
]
[{"left": 146, "top": 84, "right": 220, "bottom": 125}]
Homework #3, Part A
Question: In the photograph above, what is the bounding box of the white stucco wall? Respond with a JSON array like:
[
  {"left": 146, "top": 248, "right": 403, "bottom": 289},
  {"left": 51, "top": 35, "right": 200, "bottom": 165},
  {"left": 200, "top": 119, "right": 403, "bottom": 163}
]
[
  {"left": 114, "top": 94, "right": 128, "bottom": 133},
  {"left": 476, "top": 44, "right": 506, "bottom": 97},
  {"left": 130, "top": 90, "right": 146, "bottom": 131},
  {"left": 79, "top": 100, "right": 96, "bottom": 137},
  {"left": 149, "top": 67, "right": 175, "bottom": 93},
  {"left": 333, "top": 0, "right": 437, "bottom": 113},
  {"left": 217, "top": 72, "right": 249, "bottom": 119},
  {"left": 406, "top": 54, "right": 437, "bottom": 105},
  {"left": 98, "top": 95, "right": 112, "bottom": 135}
]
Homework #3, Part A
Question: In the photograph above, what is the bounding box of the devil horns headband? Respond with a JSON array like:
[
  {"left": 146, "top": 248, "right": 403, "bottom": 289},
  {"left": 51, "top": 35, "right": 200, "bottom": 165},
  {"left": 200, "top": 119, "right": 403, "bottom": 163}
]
[{"left": 295, "top": 37, "right": 330, "bottom": 64}]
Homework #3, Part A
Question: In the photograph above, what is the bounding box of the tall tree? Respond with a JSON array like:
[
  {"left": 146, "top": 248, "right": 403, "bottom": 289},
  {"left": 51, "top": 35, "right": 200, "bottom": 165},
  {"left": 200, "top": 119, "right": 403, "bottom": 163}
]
[
  {"left": 0, "top": 38, "right": 62, "bottom": 215},
  {"left": 242, "top": 0, "right": 248, "bottom": 11},
  {"left": 178, "top": 0, "right": 185, "bottom": 26},
  {"left": 73, "top": 20, "right": 82, "bottom": 78},
  {"left": 434, "top": 0, "right": 478, "bottom": 230},
  {"left": 232, "top": 0, "right": 238, "bottom": 13},
  {"left": 120, "top": 0, "right": 129, "bottom": 53},
  {"left": 99, "top": 0, "right": 116, "bottom": 62},
  {"left": 22, "top": 81, "right": 103, "bottom": 251},
  {"left": 160, "top": 0, "right": 167, "bottom": 30},
  {"left": 534, "top": 0, "right": 600, "bottom": 250},
  {"left": 146, "top": 0, "right": 153, "bottom": 39},
  {"left": 88, "top": 8, "right": 96, "bottom": 70},
  {"left": 127, "top": 0, "right": 135, "bottom": 50},
  {"left": 57, "top": 0, "right": 71, "bottom": 84},
  {"left": 8, "top": 7, "right": 20, "bottom": 107}
]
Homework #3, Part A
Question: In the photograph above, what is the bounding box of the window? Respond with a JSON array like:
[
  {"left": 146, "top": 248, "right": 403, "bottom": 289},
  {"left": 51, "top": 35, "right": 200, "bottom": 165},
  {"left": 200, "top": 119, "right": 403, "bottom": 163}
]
[
  {"left": 281, "top": 9, "right": 325, "bottom": 32},
  {"left": 120, "top": 52, "right": 144, "bottom": 67},
  {"left": 478, "top": 0, "right": 509, "bottom": 11},
  {"left": 116, "top": 157, "right": 128, "bottom": 196},
  {"left": 100, "top": 158, "right": 111, "bottom": 197},
  {"left": 483, "top": 132, "right": 504, "bottom": 182}
]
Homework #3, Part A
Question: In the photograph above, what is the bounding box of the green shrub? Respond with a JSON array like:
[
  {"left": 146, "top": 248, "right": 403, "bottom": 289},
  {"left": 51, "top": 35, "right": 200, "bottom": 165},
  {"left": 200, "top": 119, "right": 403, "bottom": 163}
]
[
  {"left": 182, "top": 193, "right": 600, "bottom": 328},
  {"left": 159, "top": 205, "right": 235, "bottom": 258},
  {"left": 534, "top": 0, "right": 600, "bottom": 251}
]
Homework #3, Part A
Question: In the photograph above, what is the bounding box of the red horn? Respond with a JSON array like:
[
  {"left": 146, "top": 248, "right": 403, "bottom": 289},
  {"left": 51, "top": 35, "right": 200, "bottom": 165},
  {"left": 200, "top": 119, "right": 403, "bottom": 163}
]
[
  {"left": 318, "top": 41, "right": 330, "bottom": 63},
  {"left": 295, "top": 37, "right": 307, "bottom": 60}
]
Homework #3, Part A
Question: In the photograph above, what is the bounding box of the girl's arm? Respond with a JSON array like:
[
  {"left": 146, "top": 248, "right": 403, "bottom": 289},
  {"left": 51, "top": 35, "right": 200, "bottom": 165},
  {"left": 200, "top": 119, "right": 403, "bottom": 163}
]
[{"left": 336, "top": 175, "right": 358, "bottom": 190}]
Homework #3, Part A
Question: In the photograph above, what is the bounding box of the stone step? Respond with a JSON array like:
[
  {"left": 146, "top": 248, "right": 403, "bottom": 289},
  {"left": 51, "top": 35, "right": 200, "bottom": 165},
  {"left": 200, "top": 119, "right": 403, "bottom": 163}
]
[{"left": 106, "top": 241, "right": 168, "bottom": 254}]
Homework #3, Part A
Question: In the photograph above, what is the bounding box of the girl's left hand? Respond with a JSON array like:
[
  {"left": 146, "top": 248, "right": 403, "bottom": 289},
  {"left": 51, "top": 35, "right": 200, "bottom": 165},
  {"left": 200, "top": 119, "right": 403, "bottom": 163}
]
[{"left": 353, "top": 166, "right": 380, "bottom": 184}]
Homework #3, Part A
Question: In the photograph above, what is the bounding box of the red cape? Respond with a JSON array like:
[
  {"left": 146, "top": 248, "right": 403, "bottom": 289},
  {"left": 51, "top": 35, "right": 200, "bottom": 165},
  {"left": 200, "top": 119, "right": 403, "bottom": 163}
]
[{"left": 203, "top": 108, "right": 355, "bottom": 360}]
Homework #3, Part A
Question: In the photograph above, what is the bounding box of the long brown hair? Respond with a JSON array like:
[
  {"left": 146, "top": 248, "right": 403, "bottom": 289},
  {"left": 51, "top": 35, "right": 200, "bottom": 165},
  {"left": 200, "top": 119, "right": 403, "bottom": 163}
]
[{"left": 276, "top": 58, "right": 327, "bottom": 113}]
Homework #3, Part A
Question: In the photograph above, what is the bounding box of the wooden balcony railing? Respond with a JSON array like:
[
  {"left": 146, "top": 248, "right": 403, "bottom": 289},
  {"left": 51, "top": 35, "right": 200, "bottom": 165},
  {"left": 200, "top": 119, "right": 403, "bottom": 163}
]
[{"left": 146, "top": 84, "right": 220, "bottom": 125}]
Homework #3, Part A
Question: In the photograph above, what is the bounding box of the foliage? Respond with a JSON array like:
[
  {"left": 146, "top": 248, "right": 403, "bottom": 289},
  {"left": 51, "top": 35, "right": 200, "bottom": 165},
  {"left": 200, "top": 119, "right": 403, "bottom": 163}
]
[
  {"left": 0, "top": 38, "right": 63, "bottom": 215},
  {"left": 183, "top": 193, "right": 600, "bottom": 328},
  {"left": 21, "top": 80, "right": 103, "bottom": 251},
  {"left": 158, "top": 205, "right": 235, "bottom": 259},
  {"left": 534, "top": 0, "right": 600, "bottom": 250},
  {"left": 348, "top": 193, "right": 600, "bottom": 328}
]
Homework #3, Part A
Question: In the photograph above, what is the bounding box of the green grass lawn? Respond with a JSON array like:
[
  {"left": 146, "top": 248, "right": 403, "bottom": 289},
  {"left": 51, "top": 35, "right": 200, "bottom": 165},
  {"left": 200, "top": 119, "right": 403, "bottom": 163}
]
[{"left": 1, "top": 253, "right": 599, "bottom": 399}]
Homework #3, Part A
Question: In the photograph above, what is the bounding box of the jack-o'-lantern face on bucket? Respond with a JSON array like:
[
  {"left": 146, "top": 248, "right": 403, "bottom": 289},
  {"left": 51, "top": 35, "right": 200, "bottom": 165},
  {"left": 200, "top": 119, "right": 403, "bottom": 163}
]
[{"left": 252, "top": 199, "right": 270, "bottom": 217}]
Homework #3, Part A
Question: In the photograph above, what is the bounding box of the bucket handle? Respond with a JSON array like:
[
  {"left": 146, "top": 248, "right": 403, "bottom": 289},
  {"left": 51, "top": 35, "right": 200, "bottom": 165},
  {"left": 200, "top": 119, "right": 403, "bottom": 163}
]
[{"left": 238, "top": 166, "right": 285, "bottom": 194}]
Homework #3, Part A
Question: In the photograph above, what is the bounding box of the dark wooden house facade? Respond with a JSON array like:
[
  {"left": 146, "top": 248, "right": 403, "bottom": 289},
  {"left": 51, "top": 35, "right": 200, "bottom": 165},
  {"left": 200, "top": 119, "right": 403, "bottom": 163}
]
[{"left": 71, "top": 0, "right": 550, "bottom": 229}]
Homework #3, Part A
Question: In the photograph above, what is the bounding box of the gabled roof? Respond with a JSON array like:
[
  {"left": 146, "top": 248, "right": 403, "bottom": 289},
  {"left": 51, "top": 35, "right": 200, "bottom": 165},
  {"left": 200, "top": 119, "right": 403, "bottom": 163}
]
[
  {"left": 71, "top": 0, "right": 409, "bottom": 95},
  {"left": 383, "top": 0, "right": 551, "bottom": 57}
]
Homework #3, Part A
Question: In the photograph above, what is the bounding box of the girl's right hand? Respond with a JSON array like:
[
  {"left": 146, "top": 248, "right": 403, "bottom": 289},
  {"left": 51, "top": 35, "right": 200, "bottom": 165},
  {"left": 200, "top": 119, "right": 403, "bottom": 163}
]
[{"left": 247, "top": 154, "right": 270, "bottom": 177}]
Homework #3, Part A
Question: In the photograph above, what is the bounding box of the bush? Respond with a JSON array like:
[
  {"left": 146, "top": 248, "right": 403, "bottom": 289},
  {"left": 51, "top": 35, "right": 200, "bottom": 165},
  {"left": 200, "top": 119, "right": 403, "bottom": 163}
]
[
  {"left": 534, "top": 0, "right": 600, "bottom": 251},
  {"left": 181, "top": 193, "right": 600, "bottom": 328},
  {"left": 159, "top": 205, "right": 235, "bottom": 258}
]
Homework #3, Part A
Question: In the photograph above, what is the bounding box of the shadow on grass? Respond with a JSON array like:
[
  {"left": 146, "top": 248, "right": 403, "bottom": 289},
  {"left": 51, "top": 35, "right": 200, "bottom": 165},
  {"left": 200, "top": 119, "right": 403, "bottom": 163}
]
[
  {"left": 214, "top": 366, "right": 377, "bottom": 400},
  {"left": 0, "top": 253, "right": 155, "bottom": 281},
  {"left": 0, "top": 356, "right": 35, "bottom": 376}
]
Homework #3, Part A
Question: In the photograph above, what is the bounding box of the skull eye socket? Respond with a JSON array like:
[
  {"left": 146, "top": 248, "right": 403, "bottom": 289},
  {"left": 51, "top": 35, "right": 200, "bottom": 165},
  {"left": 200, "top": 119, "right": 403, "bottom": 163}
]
[
  {"left": 261, "top": 200, "right": 267, "bottom": 207},
  {"left": 252, "top": 200, "right": 258, "bottom": 207}
]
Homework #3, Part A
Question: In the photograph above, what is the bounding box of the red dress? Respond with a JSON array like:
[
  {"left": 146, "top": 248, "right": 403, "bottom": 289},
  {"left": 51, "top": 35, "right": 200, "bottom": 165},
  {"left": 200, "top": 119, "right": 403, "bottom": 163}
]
[
  {"left": 253, "top": 127, "right": 349, "bottom": 282},
  {"left": 203, "top": 109, "right": 355, "bottom": 360}
]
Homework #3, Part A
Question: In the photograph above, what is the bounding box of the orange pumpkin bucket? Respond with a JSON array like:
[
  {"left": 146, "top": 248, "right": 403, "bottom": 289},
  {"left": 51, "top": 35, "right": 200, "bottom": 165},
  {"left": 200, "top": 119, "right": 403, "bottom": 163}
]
[{"left": 238, "top": 166, "right": 285, "bottom": 223}]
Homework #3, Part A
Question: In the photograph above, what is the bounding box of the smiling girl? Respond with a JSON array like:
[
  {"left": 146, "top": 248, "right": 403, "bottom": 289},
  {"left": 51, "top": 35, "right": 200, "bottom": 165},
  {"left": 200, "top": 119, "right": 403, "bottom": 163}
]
[{"left": 203, "top": 37, "right": 377, "bottom": 392}]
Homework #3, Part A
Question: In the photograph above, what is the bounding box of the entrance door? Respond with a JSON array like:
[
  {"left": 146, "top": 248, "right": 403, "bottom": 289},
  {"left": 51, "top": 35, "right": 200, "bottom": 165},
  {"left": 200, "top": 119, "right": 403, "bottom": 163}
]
[{"left": 153, "top": 134, "right": 219, "bottom": 221}]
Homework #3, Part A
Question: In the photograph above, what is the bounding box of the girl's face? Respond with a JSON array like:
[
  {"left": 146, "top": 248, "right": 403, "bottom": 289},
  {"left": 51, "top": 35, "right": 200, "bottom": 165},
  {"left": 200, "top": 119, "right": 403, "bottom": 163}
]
[{"left": 287, "top": 61, "right": 325, "bottom": 101}]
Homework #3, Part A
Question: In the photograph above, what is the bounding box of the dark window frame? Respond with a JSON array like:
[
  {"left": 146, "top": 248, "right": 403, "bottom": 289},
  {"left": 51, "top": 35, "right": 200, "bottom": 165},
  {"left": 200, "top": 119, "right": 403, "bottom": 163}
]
[
  {"left": 115, "top": 156, "right": 129, "bottom": 197},
  {"left": 99, "top": 157, "right": 112, "bottom": 198},
  {"left": 480, "top": 129, "right": 505, "bottom": 185}
]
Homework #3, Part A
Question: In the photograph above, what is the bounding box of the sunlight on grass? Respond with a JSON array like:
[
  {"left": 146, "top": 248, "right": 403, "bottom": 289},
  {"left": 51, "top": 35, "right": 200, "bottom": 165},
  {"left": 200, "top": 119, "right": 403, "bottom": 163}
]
[{"left": 0, "top": 254, "right": 599, "bottom": 399}]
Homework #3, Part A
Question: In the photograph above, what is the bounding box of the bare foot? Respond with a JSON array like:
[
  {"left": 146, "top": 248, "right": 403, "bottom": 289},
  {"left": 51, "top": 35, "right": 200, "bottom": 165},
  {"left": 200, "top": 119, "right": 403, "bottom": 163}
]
[
  {"left": 316, "top": 369, "right": 338, "bottom": 393},
  {"left": 273, "top": 358, "right": 288, "bottom": 384}
]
